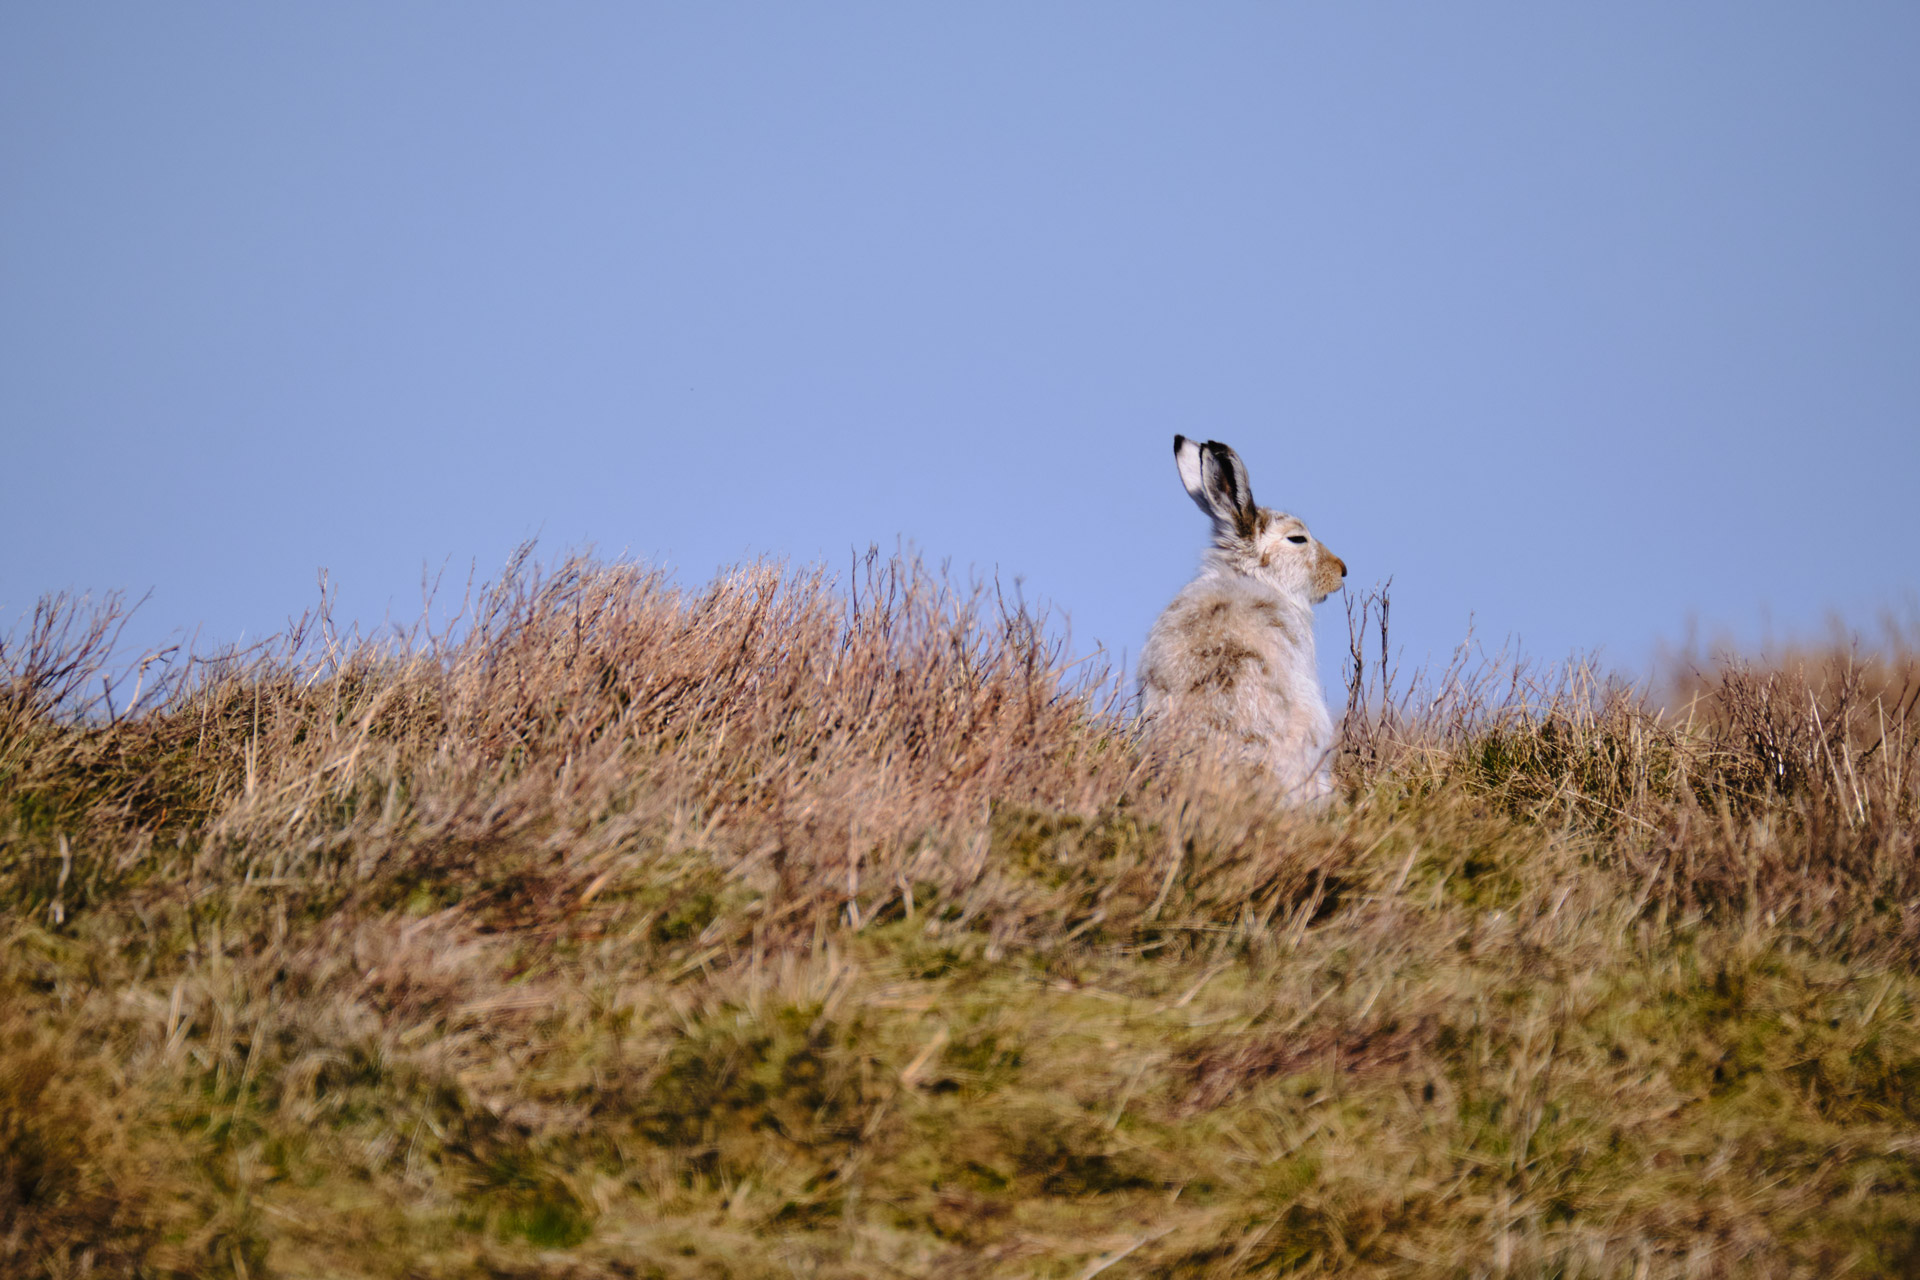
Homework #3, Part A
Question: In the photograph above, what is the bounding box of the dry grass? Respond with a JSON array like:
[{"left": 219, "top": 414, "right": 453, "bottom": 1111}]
[{"left": 4, "top": 551, "right": 1920, "bottom": 1278}]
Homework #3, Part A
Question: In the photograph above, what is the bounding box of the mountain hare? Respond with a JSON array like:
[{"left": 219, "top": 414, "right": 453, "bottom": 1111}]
[{"left": 1138, "top": 435, "right": 1347, "bottom": 800}]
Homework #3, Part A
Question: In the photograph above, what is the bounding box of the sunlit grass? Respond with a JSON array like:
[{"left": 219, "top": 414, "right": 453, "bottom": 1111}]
[{"left": 3, "top": 552, "right": 1918, "bottom": 1277}]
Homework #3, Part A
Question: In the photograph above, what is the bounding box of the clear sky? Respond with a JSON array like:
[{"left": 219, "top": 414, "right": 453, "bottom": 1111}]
[{"left": 4, "top": 5, "right": 1917, "bottom": 696}]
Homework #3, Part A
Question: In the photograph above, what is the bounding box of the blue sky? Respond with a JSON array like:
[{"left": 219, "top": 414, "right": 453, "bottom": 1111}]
[{"left": 4, "top": 5, "right": 1916, "bottom": 697}]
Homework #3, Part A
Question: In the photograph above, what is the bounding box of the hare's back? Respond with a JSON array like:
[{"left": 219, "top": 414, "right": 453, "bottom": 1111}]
[{"left": 1140, "top": 581, "right": 1304, "bottom": 720}]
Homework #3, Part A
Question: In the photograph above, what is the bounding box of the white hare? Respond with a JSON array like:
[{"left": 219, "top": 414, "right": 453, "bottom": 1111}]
[{"left": 1138, "top": 435, "right": 1348, "bottom": 800}]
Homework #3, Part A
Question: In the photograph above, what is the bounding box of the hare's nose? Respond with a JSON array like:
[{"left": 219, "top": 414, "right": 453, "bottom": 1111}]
[{"left": 1336, "top": 557, "right": 1348, "bottom": 578}]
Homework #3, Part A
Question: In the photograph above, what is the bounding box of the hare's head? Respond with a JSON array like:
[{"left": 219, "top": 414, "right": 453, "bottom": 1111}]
[{"left": 1173, "top": 435, "right": 1346, "bottom": 604}]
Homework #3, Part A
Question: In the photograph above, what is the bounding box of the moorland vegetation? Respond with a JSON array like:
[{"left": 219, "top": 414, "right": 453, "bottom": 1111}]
[{"left": 4, "top": 549, "right": 1919, "bottom": 1278}]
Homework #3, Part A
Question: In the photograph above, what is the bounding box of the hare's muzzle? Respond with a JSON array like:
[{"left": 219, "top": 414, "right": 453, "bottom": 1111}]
[{"left": 1312, "top": 548, "right": 1347, "bottom": 600}]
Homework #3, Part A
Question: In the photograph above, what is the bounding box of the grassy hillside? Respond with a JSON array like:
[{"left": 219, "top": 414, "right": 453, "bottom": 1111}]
[{"left": 4, "top": 551, "right": 1919, "bottom": 1278}]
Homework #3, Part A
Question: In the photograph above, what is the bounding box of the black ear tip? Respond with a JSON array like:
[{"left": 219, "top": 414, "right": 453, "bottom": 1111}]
[{"left": 1172, "top": 434, "right": 1187, "bottom": 452}]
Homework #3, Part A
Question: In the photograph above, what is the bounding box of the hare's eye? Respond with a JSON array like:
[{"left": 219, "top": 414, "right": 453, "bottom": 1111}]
[{"left": 1286, "top": 534, "right": 1308, "bottom": 545}]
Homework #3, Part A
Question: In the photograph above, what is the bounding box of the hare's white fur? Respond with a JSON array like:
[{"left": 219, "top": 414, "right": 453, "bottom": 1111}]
[{"left": 1138, "top": 436, "right": 1347, "bottom": 800}]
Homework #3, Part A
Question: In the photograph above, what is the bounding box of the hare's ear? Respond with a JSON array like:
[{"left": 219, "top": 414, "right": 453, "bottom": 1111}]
[{"left": 1174, "top": 435, "right": 1257, "bottom": 539}]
